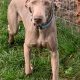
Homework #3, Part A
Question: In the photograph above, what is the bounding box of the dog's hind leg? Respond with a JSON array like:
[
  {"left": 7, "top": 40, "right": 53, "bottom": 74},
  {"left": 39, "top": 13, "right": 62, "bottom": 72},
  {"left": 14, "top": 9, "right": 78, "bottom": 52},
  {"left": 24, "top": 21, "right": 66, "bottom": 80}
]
[{"left": 8, "top": 4, "right": 19, "bottom": 44}]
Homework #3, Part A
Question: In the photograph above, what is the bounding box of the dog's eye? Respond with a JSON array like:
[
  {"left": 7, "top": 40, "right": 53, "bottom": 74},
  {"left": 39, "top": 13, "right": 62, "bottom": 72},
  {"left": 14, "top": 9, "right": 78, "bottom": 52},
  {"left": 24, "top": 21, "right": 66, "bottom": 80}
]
[
  {"left": 44, "top": 1, "right": 50, "bottom": 6},
  {"left": 29, "top": 7, "right": 32, "bottom": 13}
]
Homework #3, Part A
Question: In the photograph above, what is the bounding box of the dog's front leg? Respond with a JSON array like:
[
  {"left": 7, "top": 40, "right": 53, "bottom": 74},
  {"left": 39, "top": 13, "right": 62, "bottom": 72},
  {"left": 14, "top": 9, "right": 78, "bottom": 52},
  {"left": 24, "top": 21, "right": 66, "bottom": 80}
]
[
  {"left": 51, "top": 51, "right": 59, "bottom": 80},
  {"left": 24, "top": 43, "right": 32, "bottom": 75}
]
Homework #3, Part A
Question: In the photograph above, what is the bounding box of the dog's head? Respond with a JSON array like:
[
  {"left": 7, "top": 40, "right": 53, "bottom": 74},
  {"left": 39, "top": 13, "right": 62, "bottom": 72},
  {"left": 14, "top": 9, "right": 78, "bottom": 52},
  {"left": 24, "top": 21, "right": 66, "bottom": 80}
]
[{"left": 25, "top": 0, "right": 53, "bottom": 27}]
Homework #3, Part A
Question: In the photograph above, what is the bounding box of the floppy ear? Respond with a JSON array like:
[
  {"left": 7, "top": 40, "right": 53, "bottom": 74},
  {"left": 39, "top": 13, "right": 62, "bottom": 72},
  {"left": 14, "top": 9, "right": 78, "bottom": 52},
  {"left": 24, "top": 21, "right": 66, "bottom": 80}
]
[{"left": 25, "top": 0, "right": 30, "bottom": 8}]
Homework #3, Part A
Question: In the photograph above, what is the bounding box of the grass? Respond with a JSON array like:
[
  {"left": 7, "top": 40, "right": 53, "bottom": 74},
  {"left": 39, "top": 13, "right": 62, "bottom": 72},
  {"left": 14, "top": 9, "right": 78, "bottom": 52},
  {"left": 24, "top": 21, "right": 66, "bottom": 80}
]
[{"left": 0, "top": 0, "right": 80, "bottom": 80}]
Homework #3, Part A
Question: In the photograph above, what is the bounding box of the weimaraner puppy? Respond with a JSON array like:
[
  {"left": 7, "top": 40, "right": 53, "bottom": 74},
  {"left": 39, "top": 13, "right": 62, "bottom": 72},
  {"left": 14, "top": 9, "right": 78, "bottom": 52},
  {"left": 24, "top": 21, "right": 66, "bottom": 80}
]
[{"left": 8, "top": 0, "right": 59, "bottom": 80}]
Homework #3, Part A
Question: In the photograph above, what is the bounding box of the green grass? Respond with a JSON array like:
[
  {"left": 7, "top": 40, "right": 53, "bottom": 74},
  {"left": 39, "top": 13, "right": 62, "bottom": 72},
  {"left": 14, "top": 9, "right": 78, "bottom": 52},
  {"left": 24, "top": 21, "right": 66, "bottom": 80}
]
[{"left": 0, "top": 0, "right": 80, "bottom": 80}]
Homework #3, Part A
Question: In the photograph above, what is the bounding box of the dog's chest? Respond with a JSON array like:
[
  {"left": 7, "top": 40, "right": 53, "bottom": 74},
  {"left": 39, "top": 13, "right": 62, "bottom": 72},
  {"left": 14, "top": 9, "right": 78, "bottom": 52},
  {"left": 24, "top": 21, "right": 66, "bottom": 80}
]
[
  {"left": 37, "top": 32, "right": 48, "bottom": 47},
  {"left": 26, "top": 29, "right": 48, "bottom": 48},
  {"left": 30, "top": 37, "right": 48, "bottom": 48}
]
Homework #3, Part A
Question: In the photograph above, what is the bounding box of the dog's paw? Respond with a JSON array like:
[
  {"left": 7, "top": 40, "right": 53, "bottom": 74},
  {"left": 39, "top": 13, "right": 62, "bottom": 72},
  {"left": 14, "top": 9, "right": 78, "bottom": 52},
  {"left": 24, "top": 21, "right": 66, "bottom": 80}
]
[
  {"left": 25, "top": 64, "right": 33, "bottom": 75},
  {"left": 8, "top": 34, "right": 14, "bottom": 45}
]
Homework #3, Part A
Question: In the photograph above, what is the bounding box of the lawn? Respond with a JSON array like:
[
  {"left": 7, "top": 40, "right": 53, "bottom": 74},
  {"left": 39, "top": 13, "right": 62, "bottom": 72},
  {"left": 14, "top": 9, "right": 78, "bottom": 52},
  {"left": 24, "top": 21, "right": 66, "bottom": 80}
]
[{"left": 0, "top": 0, "right": 80, "bottom": 80}]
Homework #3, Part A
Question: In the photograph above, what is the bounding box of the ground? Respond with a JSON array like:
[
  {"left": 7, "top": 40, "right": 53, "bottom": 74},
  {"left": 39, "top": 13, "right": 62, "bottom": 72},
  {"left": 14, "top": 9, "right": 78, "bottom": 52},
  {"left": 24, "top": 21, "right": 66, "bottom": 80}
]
[{"left": 0, "top": 0, "right": 80, "bottom": 80}]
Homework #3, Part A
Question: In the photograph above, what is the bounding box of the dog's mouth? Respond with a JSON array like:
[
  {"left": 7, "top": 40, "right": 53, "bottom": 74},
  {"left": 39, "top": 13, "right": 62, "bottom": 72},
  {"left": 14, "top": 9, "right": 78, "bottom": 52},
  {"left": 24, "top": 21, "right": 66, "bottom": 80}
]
[
  {"left": 34, "top": 21, "right": 46, "bottom": 29},
  {"left": 34, "top": 20, "right": 45, "bottom": 29},
  {"left": 34, "top": 23, "right": 40, "bottom": 27}
]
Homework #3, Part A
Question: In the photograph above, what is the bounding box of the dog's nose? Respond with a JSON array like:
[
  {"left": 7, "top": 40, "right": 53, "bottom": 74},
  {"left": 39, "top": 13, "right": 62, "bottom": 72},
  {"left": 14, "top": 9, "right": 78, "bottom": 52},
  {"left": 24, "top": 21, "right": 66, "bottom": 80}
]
[{"left": 34, "top": 17, "right": 42, "bottom": 24}]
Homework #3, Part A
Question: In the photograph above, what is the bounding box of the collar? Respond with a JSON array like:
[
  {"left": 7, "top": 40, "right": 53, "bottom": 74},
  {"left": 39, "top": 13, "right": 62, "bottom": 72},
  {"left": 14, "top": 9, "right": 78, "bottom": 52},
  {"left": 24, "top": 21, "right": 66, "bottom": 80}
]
[{"left": 38, "top": 7, "right": 53, "bottom": 30}]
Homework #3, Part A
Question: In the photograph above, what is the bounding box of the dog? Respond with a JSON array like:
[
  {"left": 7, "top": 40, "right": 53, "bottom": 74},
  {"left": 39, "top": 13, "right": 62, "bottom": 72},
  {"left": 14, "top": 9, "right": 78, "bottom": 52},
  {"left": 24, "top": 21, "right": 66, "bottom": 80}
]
[{"left": 7, "top": 0, "right": 59, "bottom": 80}]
